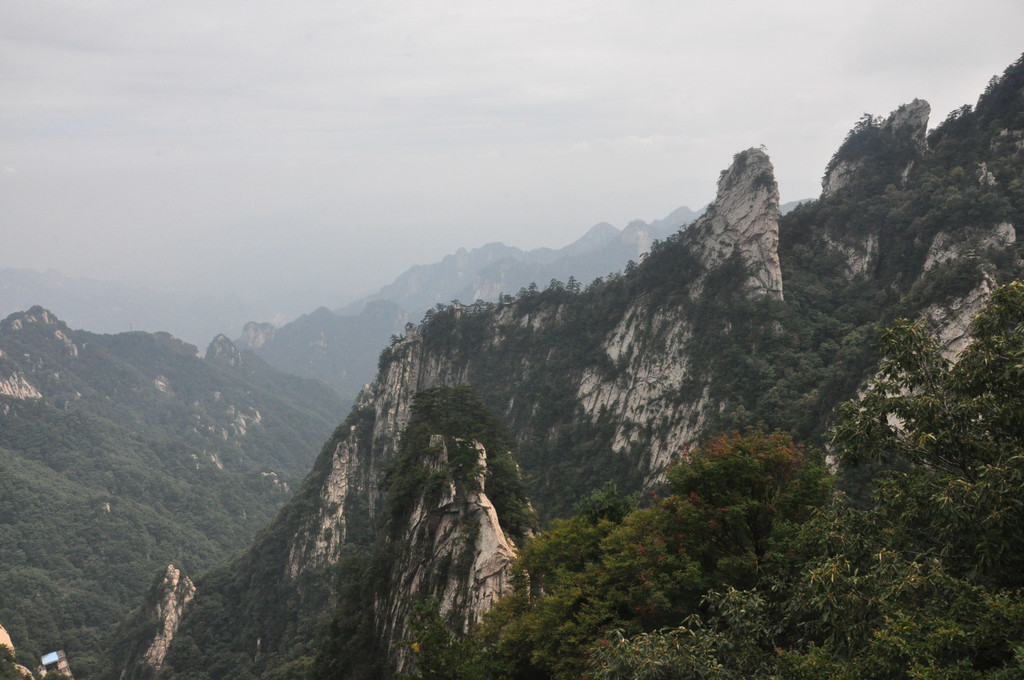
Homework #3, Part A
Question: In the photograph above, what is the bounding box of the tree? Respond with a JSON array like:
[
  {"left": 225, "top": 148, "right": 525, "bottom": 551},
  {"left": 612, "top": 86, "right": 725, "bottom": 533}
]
[
  {"left": 584, "top": 282, "right": 1024, "bottom": 679},
  {"left": 457, "top": 430, "right": 829, "bottom": 680},
  {"left": 833, "top": 280, "right": 1024, "bottom": 481}
]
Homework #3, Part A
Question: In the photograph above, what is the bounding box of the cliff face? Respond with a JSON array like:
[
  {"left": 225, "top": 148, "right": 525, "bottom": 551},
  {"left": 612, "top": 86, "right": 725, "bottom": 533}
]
[
  {"left": 137, "top": 565, "right": 196, "bottom": 674},
  {"left": 311, "top": 148, "right": 783, "bottom": 497},
  {"left": 822, "top": 98, "right": 931, "bottom": 199},
  {"left": 375, "top": 435, "right": 518, "bottom": 675},
  {"left": 689, "top": 148, "right": 783, "bottom": 299}
]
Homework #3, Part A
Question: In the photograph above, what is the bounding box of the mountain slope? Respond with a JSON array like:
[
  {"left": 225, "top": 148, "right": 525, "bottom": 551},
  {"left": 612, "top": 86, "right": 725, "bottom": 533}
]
[
  {"left": 238, "top": 301, "right": 409, "bottom": 404},
  {"left": 0, "top": 309, "right": 346, "bottom": 676},
  {"left": 339, "top": 204, "right": 701, "bottom": 317}
]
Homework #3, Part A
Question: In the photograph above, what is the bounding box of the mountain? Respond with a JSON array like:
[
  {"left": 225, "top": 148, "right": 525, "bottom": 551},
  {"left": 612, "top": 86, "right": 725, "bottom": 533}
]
[
  {"left": 0, "top": 309, "right": 347, "bottom": 677},
  {"left": 240, "top": 207, "right": 701, "bottom": 407},
  {"left": 118, "top": 54, "right": 1024, "bottom": 679},
  {"left": 237, "top": 301, "right": 410, "bottom": 404},
  {"left": 0, "top": 269, "right": 267, "bottom": 349},
  {"left": 338, "top": 204, "right": 702, "bottom": 318}
]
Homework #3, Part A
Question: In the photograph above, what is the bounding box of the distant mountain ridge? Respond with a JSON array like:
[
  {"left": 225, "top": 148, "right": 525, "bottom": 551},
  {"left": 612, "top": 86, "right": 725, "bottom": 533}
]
[
  {"left": 236, "top": 300, "right": 410, "bottom": 403},
  {"left": 0, "top": 269, "right": 262, "bottom": 348},
  {"left": 239, "top": 205, "right": 704, "bottom": 402},
  {"left": 338, "top": 204, "right": 703, "bottom": 316}
]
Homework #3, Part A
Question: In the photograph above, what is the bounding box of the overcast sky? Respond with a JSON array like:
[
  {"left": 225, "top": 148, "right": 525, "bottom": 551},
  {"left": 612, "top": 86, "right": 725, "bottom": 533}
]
[{"left": 2, "top": 0, "right": 1022, "bottom": 315}]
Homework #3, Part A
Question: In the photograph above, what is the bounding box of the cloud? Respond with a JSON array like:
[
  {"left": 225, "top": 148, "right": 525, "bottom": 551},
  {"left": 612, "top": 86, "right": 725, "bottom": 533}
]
[{"left": 1, "top": 0, "right": 1022, "bottom": 315}]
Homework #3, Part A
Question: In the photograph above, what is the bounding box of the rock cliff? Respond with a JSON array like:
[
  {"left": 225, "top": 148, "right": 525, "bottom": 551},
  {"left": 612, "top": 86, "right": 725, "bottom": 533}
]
[
  {"left": 239, "top": 321, "right": 276, "bottom": 349},
  {"left": 375, "top": 435, "right": 518, "bottom": 675},
  {"left": 688, "top": 148, "right": 783, "bottom": 300},
  {"left": 136, "top": 565, "right": 196, "bottom": 674}
]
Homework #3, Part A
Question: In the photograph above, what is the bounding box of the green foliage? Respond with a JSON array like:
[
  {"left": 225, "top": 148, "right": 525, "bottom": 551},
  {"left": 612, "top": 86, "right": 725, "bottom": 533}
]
[
  {"left": 0, "top": 645, "right": 27, "bottom": 680},
  {"left": 834, "top": 280, "right": 1024, "bottom": 481},
  {"left": 581, "top": 282, "right": 1024, "bottom": 678},
  {"left": 385, "top": 386, "right": 536, "bottom": 541},
  {"left": 0, "top": 308, "right": 346, "bottom": 679},
  {"left": 307, "top": 549, "right": 383, "bottom": 680},
  {"left": 454, "top": 430, "right": 829, "bottom": 680},
  {"left": 666, "top": 429, "right": 832, "bottom": 571},
  {"left": 587, "top": 589, "right": 773, "bottom": 680},
  {"left": 400, "top": 598, "right": 472, "bottom": 680}
]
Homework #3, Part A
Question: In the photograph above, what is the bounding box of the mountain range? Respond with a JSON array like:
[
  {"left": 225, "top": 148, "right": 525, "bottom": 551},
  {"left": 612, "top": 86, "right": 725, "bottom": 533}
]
[
  {"left": 105, "top": 53, "right": 1024, "bottom": 680},
  {"left": 1, "top": 52, "right": 1022, "bottom": 680}
]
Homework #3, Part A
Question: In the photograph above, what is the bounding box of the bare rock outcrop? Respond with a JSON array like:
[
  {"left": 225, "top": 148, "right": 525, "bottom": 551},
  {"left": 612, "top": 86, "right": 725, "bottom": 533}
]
[
  {"left": 376, "top": 436, "right": 517, "bottom": 675},
  {"left": 924, "top": 222, "right": 1017, "bottom": 271},
  {"left": 689, "top": 148, "right": 783, "bottom": 300},
  {"left": 574, "top": 149, "right": 784, "bottom": 482},
  {"left": 204, "top": 334, "right": 244, "bottom": 367},
  {"left": 822, "top": 99, "right": 931, "bottom": 198},
  {"left": 881, "top": 98, "right": 931, "bottom": 150},
  {"left": 137, "top": 565, "right": 196, "bottom": 674},
  {"left": 0, "top": 372, "right": 42, "bottom": 400},
  {"left": 923, "top": 275, "right": 998, "bottom": 360},
  {"left": 238, "top": 321, "right": 276, "bottom": 349}
]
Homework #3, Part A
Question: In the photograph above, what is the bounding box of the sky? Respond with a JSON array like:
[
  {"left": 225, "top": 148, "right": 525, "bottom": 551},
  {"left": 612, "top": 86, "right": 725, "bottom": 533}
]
[{"left": 2, "top": 0, "right": 1023, "bottom": 317}]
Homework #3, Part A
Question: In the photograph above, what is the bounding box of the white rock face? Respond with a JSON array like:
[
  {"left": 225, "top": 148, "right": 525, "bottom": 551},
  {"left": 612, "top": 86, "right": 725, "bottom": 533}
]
[
  {"left": 881, "top": 98, "right": 930, "bottom": 150},
  {"left": 688, "top": 148, "right": 783, "bottom": 300},
  {"left": 576, "top": 304, "right": 706, "bottom": 482},
  {"left": 822, "top": 232, "right": 878, "bottom": 279},
  {"left": 924, "top": 223, "right": 1016, "bottom": 271},
  {"left": 573, "top": 149, "right": 784, "bottom": 482},
  {"left": 0, "top": 372, "right": 42, "bottom": 399},
  {"left": 239, "top": 322, "right": 276, "bottom": 349},
  {"left": 821, "top": 158, "right": 864, "bottom": 198},
  {"left": 924, "top": 275, "right": 997, "bottom": 360},
  {"left": 378, "top": 436, "right": 517, "bottom": 675},
  {"left": 138, "top": 565, "right": 196, "bottom": 674},
  {"left": 205, "top": 334, "right": 243, "bottom": 366},
  {"left": 287, "top": 435, "right": 356, "bottom": 577}
]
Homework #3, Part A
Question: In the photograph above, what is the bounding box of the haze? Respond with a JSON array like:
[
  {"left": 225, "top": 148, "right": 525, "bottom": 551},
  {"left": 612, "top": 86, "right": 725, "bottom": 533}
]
[{"left": 2, "top": 0, "right": 1022, "bottom": 319}]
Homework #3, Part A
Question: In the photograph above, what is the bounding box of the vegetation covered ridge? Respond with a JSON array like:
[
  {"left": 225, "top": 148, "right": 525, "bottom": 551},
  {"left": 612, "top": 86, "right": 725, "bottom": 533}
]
[{"left": 391, "top": 279, "right": 1024, "bottom": 679}]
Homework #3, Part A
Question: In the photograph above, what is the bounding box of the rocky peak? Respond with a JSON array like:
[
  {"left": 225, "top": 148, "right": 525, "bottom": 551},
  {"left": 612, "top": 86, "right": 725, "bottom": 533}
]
[
  {"left": 881, "top": 98, "right": 931, "bottom": 150},
  {"left": 822, "top": 99, "right": 931, "bottom": 198},
  {"left": 205, "top": 334, "right": 243, "bottom": 367},
  {"left": 135, "top": 564, "right": 196, "bottom": 676},
  {"left": 238, "top": 321, "right": 276, "bottom": 349},
  {"left": 688, "top": 148, "right": 783, "bottom": 300},
  {"left": 2, "top": 305, "right": 63, "bottom": 330},
  {"left": 377, "top": 434, "right": 518, "bottom": 675},
  {"left": 1, "top": 306, "right": 79, "bottom": 357},
  {"left": 621, "top": 220, "right": 652, "bottom": 250}
]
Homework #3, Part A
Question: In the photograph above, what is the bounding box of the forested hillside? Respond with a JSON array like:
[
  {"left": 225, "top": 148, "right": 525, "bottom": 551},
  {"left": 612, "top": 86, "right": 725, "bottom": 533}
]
[{"left": 0, "top": 310, "right": 346, "bottom": 676}]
